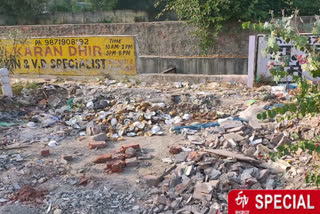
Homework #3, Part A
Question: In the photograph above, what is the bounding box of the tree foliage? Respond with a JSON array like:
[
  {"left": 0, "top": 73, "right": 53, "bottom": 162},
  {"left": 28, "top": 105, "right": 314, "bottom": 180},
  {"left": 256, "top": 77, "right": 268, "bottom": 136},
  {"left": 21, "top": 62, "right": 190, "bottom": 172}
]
[
  {"left": 115, "top": 0, "right": 155, "bottom": 10},
  {"left": 88, "top": 0, "right": 118, "bottom": 11},
  {"left": 47, "top": 0, "right": 74, "bottom": 12},
  {"left": 0, "top": 0, "right": 46, "bottom": 24},
  {"left": 244, "top": 14, "right": 320, "bottom": 121},
  {"left": 245, "top": 12, "right": 320, "bottom": 186},
  {"left": 157, "top": 0, "right": 320, "bottom": 53}
]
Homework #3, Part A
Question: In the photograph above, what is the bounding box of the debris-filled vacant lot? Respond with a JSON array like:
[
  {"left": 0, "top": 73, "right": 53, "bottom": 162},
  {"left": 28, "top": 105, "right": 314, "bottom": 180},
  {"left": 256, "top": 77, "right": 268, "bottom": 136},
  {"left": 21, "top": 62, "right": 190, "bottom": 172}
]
[{"left": 0, "top": 79, "right": 317, "bottom": 214}]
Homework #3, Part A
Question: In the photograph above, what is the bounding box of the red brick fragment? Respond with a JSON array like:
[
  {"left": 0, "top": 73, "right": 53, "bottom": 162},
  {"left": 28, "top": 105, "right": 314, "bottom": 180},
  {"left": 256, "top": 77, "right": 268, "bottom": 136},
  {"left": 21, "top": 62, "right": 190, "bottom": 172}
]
[
  {"left": 113, "top": 153, "right": 126, "bottom": 161},
  {"left": 40, "top": 150, "right": 50, "bottom": 157},
  {"left": 106, "top": 160, "right": 115, "bottom": 170},
  {"left": 115, "top": 149, "right": 123, "bottom": 154},
  {"left": 187, "top": 151, "right": 203, "bottom": 162},
  {"left": 78, "top": 178, "right": 88, "bottom": 186},
  {"left": 106, "top": 160, "right": 126, "bottom": 173},
  {"left": 169, "top": 146, "right": 182, "bottom": 154},
  {"left": 10, "top": 185, "right": 47, "bottom": 204},
  {"left": 92, "top": 154, "right": 112, "bottom": 164},
  {"left": 89, "top": 141, "right": 107, "bottom": 149},
  {"left": 121, "top": 144, "right": 140, "bottom": 153},
  {"left": 125, "top": 147, "right": 136, "bottom": 158}
]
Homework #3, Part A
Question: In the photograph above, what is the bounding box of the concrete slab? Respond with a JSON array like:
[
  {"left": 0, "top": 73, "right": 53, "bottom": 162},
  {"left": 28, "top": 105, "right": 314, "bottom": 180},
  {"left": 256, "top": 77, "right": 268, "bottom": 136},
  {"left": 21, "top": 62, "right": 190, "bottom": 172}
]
[{"left": 138, "top": 73, "right": 248, "bottom": 85}]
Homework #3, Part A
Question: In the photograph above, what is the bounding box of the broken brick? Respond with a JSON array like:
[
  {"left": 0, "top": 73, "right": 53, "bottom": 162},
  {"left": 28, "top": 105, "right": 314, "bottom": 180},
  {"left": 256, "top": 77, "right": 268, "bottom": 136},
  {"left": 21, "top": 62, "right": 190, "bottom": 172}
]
[
  {"left": 125, "top": 147, "right": 136, "bottom": 158},
  {"left": 113, "top": 153, "right": 126, "bottom": 160},
  {"left": 78, "top": 178, "right": 89, "bottom": 186},
  {"left": 89, "top": 141, "right": 107, "bottom": 149},
  {"left": 175, "top": 179, "right": 192, "bottom": 195},
  {"left": 187, "top": 151, "right": 203, "bottom": 162},
  {"left": 121, "top": 144, "right": 140, "bottom": 153},
  {"left": 40, "top": 150, "right": 50, "bottom": 157},
  {"left": 106, "top": 160, "right": 126, "bottom": 173},
  {"left": 92, "top": 154, "right": 112, "bottom": 164},
  {"left": 169, "top": 146, "right": 182, "bottom": 154},
  {"left": 115, "top": 149, "right": 123, "bottom": 154},
  {"left": 106, "top": 160, "right": 115, "bottom": 170},
  {"left": 125, "top": 157, "right": 139, "bottom": 167}
]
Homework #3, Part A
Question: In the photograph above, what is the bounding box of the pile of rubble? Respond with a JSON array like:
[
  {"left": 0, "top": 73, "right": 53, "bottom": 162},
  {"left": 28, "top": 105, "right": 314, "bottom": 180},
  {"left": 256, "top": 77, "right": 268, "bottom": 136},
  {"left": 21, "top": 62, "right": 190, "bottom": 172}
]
[
  {"left": 0, "top": 79, "right": 318, "bottom": 214},
  {"left": 137, "top": 115, "right": 280, "bottom": 214},
  {"left": 45, "top": 184, "right": 141, "bottom": 214},
  {"left": 1, "top": 80, "right": 225, "bottom": 146}
]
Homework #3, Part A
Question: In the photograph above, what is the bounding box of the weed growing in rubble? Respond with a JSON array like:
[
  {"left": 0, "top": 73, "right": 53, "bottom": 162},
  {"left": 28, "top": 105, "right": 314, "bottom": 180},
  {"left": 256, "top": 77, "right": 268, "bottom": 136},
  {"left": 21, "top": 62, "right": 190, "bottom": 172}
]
[
  {"left": 243, "top": 11, "right": 320, "bottom": 120},
  {"left": 244, "top": 11, "right": 320, "bottom": 186},
  {"left": 268, "top": 139, "right": 320, "bottom": 186}
]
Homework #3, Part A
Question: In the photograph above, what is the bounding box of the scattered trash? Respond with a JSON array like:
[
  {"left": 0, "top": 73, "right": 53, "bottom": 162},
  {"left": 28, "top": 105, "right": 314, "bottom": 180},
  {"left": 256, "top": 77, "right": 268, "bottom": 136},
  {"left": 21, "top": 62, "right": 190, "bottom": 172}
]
[
  {"left": 0, "top": 122, "right": 18, "bottom": 127},
  {"left": 246, "top": 99, "right": 256, "bottom": 106},
  {"left": 0, "top": 79, "right": 314, "bottom": 213},
  {"left": 48, "top": 140, "right": 58, "bottom": 147},
  {"left": 27, "top": 121, "right": 37, "bottom": 128},
  {"left": 172, "top": 122, "right": 220, "bottom": 133},
  {"left": 264, "top": 103, "right": 285, "bottom": 110}
]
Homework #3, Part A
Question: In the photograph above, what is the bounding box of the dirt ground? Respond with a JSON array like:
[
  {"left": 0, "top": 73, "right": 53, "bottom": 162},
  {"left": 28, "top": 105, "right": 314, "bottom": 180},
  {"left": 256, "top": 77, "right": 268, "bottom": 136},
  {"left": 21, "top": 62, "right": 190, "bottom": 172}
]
[{"left": 1, "top": 79, "right": 297, "bottom": 214}]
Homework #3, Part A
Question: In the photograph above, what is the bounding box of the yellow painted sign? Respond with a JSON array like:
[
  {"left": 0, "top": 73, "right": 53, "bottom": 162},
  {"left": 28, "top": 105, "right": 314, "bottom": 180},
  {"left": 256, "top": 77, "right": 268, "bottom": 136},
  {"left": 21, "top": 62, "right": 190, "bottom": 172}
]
[{"left": 0, "top": 36, "right": 137, "bottom": 76}]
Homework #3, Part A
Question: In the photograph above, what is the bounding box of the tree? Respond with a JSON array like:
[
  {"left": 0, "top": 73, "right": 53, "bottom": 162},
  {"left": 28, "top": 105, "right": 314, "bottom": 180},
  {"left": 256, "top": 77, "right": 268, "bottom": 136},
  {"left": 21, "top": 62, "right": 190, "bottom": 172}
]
[
  {"left": 293, "top": 0, "right": 320, "bottom": 16},
  {"left": 0, "top": 0, "right": 46, "bottom": 24},
  {"left": 47, "top": 0, "right": 74, "bottom": 12},
  {"left": 88, "top": 0, "right": 118, "bottom": 11},
  {"left": 157, "top": 0, "right": 320, "bottom": 53},
  {"left": 115, "top": 0, "right": 155, "bottom": 10},
  {"left": 115, "top": 0, "right": 161, "bottom": 19}
]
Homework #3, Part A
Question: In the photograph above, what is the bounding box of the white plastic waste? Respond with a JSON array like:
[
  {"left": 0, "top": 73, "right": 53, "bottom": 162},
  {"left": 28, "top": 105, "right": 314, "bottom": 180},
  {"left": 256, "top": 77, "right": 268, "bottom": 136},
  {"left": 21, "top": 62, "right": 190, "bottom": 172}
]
[
  {"left": 172, "top": 116, "right": 183, "bottom": 124},
  {"left": 48, "top": 140, "right": 58, "bottom": 147},
  {"left": 27, "top": 122, "right": 37, "bottom": 128},
  {"left": 86, "top": 101, "right": 94, "bottom": 109},
  {"left": 182, "top": 114, "right": 192, "bottom": 121},
  {"left": 111, "top": 118, "right": 118, "bottom": 126},
  {"left": 127, "top": 132, "right": 137, "bottom": 137}
]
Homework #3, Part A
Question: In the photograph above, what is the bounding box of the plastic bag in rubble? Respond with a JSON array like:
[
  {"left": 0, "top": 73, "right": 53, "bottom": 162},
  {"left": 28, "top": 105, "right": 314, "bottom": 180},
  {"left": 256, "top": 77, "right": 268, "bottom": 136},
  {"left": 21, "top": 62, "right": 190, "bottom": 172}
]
[
  {"left": 173, "top": 116, "right": 183, "bottom": 124},
  {"left": 144, "top": 111, "right": 156, "bottom": 120},
  {"left": 172, "top": 122, "right": 220, "bottom": 133},
  {"left": 40, "top": 114, "right": 59, "bottom": 127},
  {"left": 97, "top": 111, "right": 112, "bottom": 120},
  {"left": 66, "top": 115, "right": 82, "bottom": 129},
  {"left": 175, "top": 81, "right": 183, "bottom": 88},
  {"left": 133, "top": 121, "right": 145, "bottom": 129},
  {"left": 0, "top": 122, "right": 18, "bottom": 127},
  {"left": 127, "top": 132, "right": 137, "bottom": 137},
  {"left": 182, "top": 114, "right": 192, "bottom": 121},
  {"left": 152, "top": 103, "right": 166, "bottom": 108},
  {"left": 67, "top": 98, "right": 74, "bottom": 111},
  {"left": 111, "top": 118, "right": 118, "bottom": 126},
  {"left": 165, "top": 119, "right": 173, "bottom": 125},
  {"left": 27, "top": 122, "right": 37, "bottom": 128},
  {"left": 86, "top": 101, "right": 94, "bottom": 109},
  {"left": 165, "top": 116, "right": 183, "bottom": 125},
  {"left": 151, "top": 125, "right": 163, "bottom": 135}
]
